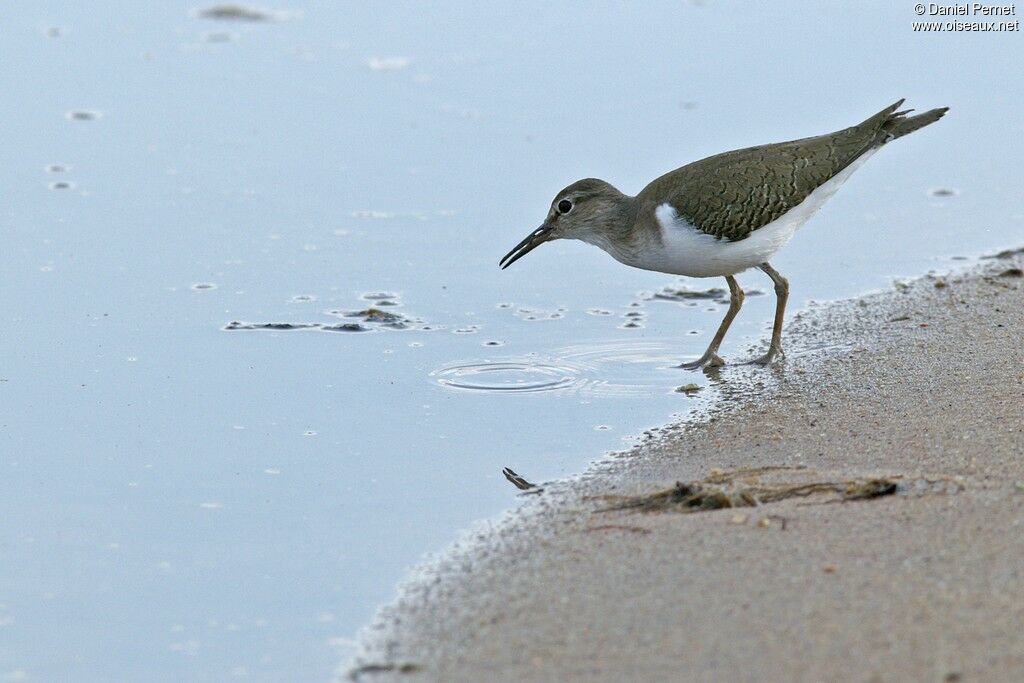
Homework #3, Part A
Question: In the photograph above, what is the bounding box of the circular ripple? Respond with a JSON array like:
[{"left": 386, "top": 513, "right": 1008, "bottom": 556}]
[
  {"left": 433, "top": 340, "right": 691, "bottom": 398},
  {"left": 432, "top": 362, "right": 578, "bottom": 393}
]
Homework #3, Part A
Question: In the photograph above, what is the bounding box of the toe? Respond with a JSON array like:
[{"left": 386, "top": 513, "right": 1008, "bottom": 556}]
[
  {"left": 749, "top": 347, "right": 782, "bottom": 366},
  {"left": 680, "top": 353, "right": 726, "bottom": 370}
]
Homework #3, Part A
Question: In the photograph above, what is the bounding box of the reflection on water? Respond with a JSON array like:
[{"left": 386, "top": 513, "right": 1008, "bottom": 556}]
[{"left": 1, "top": 1, "right": 1022, "bottom": 681}]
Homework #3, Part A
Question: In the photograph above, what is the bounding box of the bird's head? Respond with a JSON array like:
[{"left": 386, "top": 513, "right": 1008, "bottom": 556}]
[{"left": 499, "top": 178, "right": 632, "bottom": 269}]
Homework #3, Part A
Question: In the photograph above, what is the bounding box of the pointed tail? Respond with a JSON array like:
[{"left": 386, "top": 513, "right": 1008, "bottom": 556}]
[{"left": 868, "top": 99, "right": 950, "bottom": 142}]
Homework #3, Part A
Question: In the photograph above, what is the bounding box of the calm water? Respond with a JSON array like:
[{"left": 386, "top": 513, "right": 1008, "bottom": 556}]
[{"left": 1, "top": 2, "right": 1021, "bottom": 680}]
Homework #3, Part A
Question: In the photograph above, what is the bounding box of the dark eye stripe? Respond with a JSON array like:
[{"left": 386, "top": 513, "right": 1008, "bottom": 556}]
[{"left": 557, "top": 199, "right": 573, "bottom": 214}]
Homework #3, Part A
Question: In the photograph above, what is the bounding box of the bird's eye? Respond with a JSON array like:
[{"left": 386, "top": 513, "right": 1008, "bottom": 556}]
[{"left": 557, "top": 199, "right": 573, "bottom": 214}]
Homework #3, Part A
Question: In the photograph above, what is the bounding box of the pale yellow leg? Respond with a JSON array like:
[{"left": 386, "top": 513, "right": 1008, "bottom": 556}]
[
  {"left": 681, "top": 275, "right": 744, "bottom": 370},
  {"left": 750, "top": 262, "right": 789, "bottom": 366}
]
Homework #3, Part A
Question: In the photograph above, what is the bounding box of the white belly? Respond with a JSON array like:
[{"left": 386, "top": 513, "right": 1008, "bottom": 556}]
[{"left": 636, "top": 149, "right": 875, "bottom": 277}]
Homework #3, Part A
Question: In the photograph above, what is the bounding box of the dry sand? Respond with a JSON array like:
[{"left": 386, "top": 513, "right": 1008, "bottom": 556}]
[{"left": 347, "top": 251, "right": 1024, "bottom": 683}]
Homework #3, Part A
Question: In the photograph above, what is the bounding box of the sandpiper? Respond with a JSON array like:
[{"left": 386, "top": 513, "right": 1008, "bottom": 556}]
[{"left": 500, "top": 99, "right": 948, "bottom": 368}]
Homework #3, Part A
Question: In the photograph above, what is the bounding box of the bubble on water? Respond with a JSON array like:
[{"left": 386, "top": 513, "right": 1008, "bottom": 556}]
[
  {"left": 264, "top": 468, "right": 280, "bottom": 475},
  {"left": 303, "top": 430, "right": 317, "bottom": 436},
  {"left": 362, "top": 291, "right": 398, "bottom": 301},
  {"left": 409, "top": 342, "right": 423, "bottom": 348},
  {"left": 202, "top": 30, "right": 237, "bottom": 42},
  {"left": 514, "top": 307, "right": 562, "bottom": 322},
  {"left": 351, "top": 210, "right": 396, "bottom": 219},
  {"left": 289, "top": 295, "right": 315, "bottom": 303},
  {"left": 46, "top": 164, "right": 70, "bottom": 173},
  {"left": 199, "top": 502, "right": 223, "bottom": 509},
  {"left": 367, "top": 56, "right": 410, "bottom": 71},
  {"left": 587, "top": 308, "right": 613, "bottom": 316},
  {"left": 594, "top": 425, "right": 611, "bottom": 431},
  {"left": 49, "top": 181, "right": 75, "bottom": 190}
]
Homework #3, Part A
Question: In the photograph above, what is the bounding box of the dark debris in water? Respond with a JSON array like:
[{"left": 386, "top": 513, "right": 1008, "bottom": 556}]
[
  {"left": 223, "top": 321, "right": 372, "bottom": 332},
  {"left": 322, "top": 323, "right": 370, "bottom": 332},
  {"left": 597, "top": 466, "right": 959, "bottom": 515},
  {"left": 224, "top": 321, "right": 320, "bottom": 331},
  {"left": 651, "top": 286, "right": 727, "bottom": 301},
  {"left": 196, "top": 4, "right": 281, "bottom": 21},
  {"left": 503, "top": 467, "right": 540, "bottom": 492},
  {"left": 348, "top": 662, "right": 422, "bottom": 681},
  {"left": 224, "top": 302, "right": 425, "bottom": 333},
  {"left": 999, "top": 267, "right": 1023, "bottom": 278},
  {"left": 66, "top": 110, "right": 101, "bottom": 121},
  {"left": 648, "top": 286, "right": 764, "bottom": 304},
  {"left": 333, "top": 307, "right": 412, "bottom": 329}
]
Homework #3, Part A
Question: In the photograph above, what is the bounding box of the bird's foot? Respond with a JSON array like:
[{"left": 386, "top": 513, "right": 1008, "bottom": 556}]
[
  {"left": 679, "top": 352, "right": 725, "bottom": 370},
  {"left": 748, "top": 346, "right": 784, "bottom": 366}
]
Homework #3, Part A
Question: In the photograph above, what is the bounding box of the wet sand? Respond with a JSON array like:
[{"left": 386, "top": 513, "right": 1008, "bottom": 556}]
[{"left": 347, "top": 251, "right": 1024, "bottom": 682}]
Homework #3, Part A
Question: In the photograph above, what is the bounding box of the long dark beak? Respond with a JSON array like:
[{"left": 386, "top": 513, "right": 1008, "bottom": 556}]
[{"left": 499, "top": 224, "right": 554, "bottom": 270}]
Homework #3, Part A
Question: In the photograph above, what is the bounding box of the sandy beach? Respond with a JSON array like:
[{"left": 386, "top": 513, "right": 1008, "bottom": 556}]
[{"left": 347, "top": 250, "right": 1024, "bottom": 682}]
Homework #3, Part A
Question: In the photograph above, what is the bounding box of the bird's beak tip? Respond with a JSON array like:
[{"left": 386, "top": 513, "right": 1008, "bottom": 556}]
[{"left": 499, "top": 224, "right": 553, "bottom": 271}]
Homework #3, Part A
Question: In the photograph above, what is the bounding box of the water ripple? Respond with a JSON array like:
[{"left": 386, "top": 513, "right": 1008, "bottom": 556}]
[{"left": 431, "top": 340, "right": 688, "bottom": 397}]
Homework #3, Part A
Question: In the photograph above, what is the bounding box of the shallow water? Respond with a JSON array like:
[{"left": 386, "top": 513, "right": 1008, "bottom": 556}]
[{"left": 1, "top": 2, "right": 1022, "bottom": 681}]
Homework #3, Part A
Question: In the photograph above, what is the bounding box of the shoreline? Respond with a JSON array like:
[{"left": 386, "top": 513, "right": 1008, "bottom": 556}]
[{"left": 344, "top": 249, "right": 1024, "bottom": 682}]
